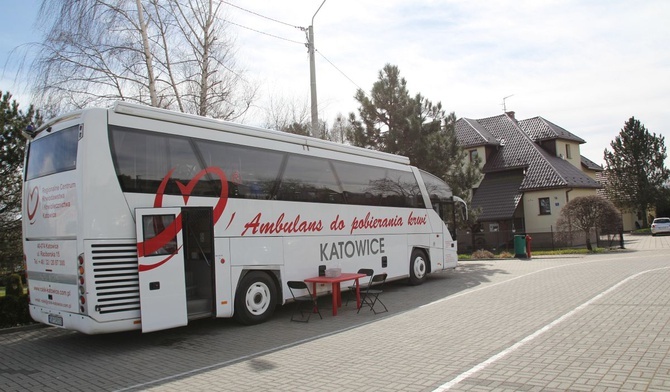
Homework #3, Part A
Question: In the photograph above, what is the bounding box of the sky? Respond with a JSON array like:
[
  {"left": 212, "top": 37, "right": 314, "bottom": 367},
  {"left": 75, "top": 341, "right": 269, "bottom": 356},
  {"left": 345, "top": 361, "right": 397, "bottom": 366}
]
[{"left": 1, "top": 0, "right": 669, "bottom": 166}]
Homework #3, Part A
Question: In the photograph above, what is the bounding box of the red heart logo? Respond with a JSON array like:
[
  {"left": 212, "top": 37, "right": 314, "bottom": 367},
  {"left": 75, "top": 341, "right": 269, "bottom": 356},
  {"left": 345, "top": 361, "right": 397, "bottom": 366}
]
[
  {"left": 27, "top": 186, "right": 39, "bottom": 224},
  {"left": 138, "top": 167, "right": 228, "bottom": 271}
]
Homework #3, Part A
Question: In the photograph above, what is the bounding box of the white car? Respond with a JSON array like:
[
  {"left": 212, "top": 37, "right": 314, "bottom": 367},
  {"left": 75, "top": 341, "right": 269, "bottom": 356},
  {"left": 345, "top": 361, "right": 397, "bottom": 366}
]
[{"left": 651, "top": 217, "right": 670, "bottom": 236}]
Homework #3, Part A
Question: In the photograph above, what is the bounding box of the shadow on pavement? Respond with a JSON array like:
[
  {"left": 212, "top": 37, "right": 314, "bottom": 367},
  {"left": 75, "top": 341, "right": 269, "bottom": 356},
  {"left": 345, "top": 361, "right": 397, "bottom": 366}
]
[{"left": 0, "top": 262, "right": 510, "bottom": 392}]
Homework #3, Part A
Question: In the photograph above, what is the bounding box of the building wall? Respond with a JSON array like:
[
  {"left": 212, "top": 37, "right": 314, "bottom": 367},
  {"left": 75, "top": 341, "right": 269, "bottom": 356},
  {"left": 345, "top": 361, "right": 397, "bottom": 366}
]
[
  {"left": 582, "top": 168, "right": 600, "bottom": 181},
  {"left": 555, "top": 140, "right": 582, "bottom": 169},
  {"left": 621, "top": 211, "right": 640, "bottom": 232},
  {"left": 522, "top": 188, "right": 597, "bottom": 233},
  {"left": 620, "top": 208, "right": 655, "bottom": 231}
]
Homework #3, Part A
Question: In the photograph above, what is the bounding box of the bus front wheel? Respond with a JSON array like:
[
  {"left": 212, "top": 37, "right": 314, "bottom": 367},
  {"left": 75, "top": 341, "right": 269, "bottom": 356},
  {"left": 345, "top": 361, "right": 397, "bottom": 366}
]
[
  {"left": 409, "top": 249, "right": 428, "bottom": 285},
  {"left": 234, "top": 271, "right": 277, "bottom": 325}
]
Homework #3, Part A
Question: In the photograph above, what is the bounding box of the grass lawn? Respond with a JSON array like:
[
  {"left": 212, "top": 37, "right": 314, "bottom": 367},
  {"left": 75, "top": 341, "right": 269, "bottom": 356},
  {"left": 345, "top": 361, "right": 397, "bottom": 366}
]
[
  {"left": 459, "top": 247, "right": 613, "bottom": 260},
  {"left": 0, "top": 287, "right": 29, "bottom": 297}
]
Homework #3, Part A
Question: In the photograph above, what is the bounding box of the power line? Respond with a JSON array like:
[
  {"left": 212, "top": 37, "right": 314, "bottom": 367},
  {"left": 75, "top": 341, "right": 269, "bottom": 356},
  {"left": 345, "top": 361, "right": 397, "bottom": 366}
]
[
  {"left": 222, "top": 1, "right": 370, "bottom": 103},
  {"left": 224, "top": 20, "right": 304, "bottom": 45},
  {"left": 315, "top": 49, "right": 365, "bottom": 93},
  {"left": 221, "top": 1, "right": 303, "bottom": 30}
]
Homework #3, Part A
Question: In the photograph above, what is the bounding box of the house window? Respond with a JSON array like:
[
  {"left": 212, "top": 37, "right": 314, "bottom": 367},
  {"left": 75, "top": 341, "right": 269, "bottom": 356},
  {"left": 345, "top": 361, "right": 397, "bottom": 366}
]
[
  {"left": 565, "top": 144, "right": 572, "bottom": 159},
  {"left": 539, "top": 197, "right": 551, "bottom": 215},
  {"left": 469, "top": 149, "right": 479, "bottom": 163}
]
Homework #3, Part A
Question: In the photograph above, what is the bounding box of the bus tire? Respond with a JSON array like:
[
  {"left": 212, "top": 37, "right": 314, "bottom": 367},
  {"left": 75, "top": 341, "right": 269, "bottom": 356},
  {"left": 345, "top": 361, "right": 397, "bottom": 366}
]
[
  {"left": 409, "top": 249, "right": 428, "bottom": 285},
  {"left": 233, "top": 271, "right": 277, "bottom": 325}
]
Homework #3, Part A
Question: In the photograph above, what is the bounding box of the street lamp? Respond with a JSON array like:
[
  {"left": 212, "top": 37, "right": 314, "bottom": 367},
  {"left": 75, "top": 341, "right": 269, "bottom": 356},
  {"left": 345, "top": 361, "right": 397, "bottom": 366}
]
[{"left": 308, "top": 0, "right": 326, "bottom": 138}]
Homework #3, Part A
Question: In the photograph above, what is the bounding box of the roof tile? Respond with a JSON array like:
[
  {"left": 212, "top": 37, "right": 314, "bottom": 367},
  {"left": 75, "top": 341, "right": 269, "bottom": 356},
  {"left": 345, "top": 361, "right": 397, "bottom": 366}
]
[
  {"left": 456, "top": 114, "right": 600, "bottom": 191},
  {"left": 518, "top": 116, "right": 586, "bottom": 143},
  {"left": 580, "top": 155, "right": 603, "bottom": 171},
  {"left": 472, "top": 170, "right": 524, "bottom": 221},
  {"left": 456, "top": 118, "right": 500, "bottom": 148}
]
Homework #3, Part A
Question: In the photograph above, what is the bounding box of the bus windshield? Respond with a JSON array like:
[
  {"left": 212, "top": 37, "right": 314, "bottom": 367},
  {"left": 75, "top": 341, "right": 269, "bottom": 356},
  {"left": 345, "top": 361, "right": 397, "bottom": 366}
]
[
  {"left": 419, "top": 169, "right": 452, "bottom": 202},
  {"left": 26, "top": 125, "right": 79, "bottom": 180}
]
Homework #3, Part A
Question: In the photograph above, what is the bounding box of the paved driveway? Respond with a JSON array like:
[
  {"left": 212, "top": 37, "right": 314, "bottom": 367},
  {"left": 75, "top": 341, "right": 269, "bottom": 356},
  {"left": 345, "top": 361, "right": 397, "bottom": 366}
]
[{"left": 1, "top": 234, "right": 670, "bottom": 391}]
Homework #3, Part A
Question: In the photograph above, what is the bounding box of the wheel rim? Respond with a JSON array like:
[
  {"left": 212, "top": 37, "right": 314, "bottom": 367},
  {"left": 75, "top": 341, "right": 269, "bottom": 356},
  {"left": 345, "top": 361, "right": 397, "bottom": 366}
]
[
  {"left": 245, "top": 281, "right": 271, "bottom": 315},
  {"left": 413, "top": 256, "right": 426, "bottom": 279}
]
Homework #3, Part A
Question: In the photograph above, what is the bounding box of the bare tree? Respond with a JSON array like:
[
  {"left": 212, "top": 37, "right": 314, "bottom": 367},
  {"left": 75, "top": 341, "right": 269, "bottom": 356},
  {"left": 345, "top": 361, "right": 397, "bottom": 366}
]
[
  {"left": 329, "top": 113, "right": 350, "bottom": 144},
  {"left": 166, "top": 0, "right": 256, "bottom": 119},
  {"left": 30, "top": 0, "right": 255, "bottom": 119},
  {"left": 262, "top": 94, "right": 310, "bottom": 132},
  {"left": 557, "top": 195, "right": 621, "bottom": 251}
]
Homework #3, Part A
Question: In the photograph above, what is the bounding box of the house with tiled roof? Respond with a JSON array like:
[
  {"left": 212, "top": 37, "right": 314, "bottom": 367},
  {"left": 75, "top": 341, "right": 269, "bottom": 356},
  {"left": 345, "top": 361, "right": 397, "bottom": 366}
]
[{"left": 455, "top": 112, "right": 603, "bottom": 251}]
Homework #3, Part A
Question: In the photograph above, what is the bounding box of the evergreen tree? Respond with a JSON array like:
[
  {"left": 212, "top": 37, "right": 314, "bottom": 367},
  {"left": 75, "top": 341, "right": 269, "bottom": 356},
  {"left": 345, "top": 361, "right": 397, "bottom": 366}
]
[
  {"left": 603, "top": 117, "right": 669, "bottom": 227},
  {"left": 281, "top": 122, "right": 311, "bottom": 136},
  {"left": 347, "top": 64, "right": 481, "bottom": 202},
  {"left": 655, "top": 187, "right": 670, "bottom": 218},
  {"left": 0, "top": 92, "right": 41, "bottom": 272}
]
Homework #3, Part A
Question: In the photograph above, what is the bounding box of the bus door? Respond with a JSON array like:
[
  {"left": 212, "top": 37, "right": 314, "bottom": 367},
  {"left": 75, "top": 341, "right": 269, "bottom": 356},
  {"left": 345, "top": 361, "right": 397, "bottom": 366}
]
[
  {"left": 136, "top": 208, "right": 187, "bottom": 333},
  {"left": 432, "top": 199, "right": 454, "bottom": 239},
  {"left": 181, "top": 207, "right": 214, "bottom": 319},
  {"left": 432, "top": 197, "right": 462, "bottom": 269},
  {"left": 431, "top": 198, "right": 454, "bottom": 270}
]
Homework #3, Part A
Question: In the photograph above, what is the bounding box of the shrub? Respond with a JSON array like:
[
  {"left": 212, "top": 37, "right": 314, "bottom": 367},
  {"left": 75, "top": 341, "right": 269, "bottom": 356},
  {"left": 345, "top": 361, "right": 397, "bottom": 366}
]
[
  {"left": 472, "top": 249, "right": 495, "bottom": 259},
  {"left": 5, "top": 274, "right": 24, "bottom": 297},
  {"left": 0, "top": 294, "right": 31, "bottom": 328},
  {"left": 498, "top": 251, "right": 514, "bottom": 258}
]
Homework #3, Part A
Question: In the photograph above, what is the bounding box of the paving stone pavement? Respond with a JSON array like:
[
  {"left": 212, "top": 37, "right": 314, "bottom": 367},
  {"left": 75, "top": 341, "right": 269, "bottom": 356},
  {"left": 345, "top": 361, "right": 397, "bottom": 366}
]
[
  {"left": 139, "top": 236, "right": 670, "bottom": 391},
  {"left": 1, "top": 234, "right": 669, "bottom": 391}
]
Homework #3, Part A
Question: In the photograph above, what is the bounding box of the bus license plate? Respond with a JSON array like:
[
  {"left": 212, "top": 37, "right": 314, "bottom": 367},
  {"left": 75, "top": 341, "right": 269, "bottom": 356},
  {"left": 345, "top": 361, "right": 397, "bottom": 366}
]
[{"left": 48, "top": 314, "right": 63, "bottom": 326}]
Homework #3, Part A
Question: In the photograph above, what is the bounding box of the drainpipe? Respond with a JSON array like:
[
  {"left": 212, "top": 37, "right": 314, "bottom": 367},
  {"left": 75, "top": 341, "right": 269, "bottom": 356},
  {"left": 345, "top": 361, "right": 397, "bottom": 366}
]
[{"left": 565, "top": 188, "right": 573, "bottom": 246}]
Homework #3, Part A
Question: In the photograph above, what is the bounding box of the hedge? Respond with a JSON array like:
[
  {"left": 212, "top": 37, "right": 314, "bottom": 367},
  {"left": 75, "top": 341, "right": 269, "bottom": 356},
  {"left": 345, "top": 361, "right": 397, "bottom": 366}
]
[{"left": 0, "top": 295, "right": 32, "bottom": 328}]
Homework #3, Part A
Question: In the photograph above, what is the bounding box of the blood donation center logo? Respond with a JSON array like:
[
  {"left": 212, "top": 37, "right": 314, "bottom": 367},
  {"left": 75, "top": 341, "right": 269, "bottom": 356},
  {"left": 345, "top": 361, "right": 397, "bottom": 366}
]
[
  {"left": 137, "top": 167, "right": 229, "bottom": 272},
  {"left": 27, "top": 186, "right": 39, "bottom": 225}
]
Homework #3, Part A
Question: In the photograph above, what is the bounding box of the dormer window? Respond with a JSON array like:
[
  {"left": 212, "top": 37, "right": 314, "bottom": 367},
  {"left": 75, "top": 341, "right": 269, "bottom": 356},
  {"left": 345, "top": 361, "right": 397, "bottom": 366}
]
[
  {"left": 565, "top": 144, "right": 572, "bottom": 159},
  {"left": 469, "top": 149, "right": 479, "bottom": 162}
]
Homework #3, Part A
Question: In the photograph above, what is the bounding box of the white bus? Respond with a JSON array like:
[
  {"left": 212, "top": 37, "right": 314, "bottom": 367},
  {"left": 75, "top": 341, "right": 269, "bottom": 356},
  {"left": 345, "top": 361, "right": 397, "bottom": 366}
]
[{"left": 22, "top": 102, "right": 462, "bottom": 334}]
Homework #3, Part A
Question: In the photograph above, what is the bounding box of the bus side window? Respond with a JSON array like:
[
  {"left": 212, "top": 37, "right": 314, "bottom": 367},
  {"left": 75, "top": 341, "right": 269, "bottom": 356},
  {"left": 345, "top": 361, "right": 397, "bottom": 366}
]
[
  {"left": 142, "top": 215, "right": 177, "bottom": 255},
  {"left": 333, "top": 160, "right": 423, "bottom": 208},
  {"left": 277, "top": 155, "right": 344, "bottom": 204},
  {"left": 194, "top": 140, "right": 284, "bottom": 200},
  {"left": 110, "top": 127, "right": 215, "bottom": 196},
  {"left": 332, "top": 161, "right": 385, "bottom": 207}
]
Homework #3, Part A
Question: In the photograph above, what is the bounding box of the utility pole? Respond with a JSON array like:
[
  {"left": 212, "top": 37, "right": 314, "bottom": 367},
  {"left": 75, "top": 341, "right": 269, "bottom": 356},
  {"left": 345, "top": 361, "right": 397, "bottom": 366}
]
[{"left": 308, "top": 0, "right": 326, "bottom": 138}]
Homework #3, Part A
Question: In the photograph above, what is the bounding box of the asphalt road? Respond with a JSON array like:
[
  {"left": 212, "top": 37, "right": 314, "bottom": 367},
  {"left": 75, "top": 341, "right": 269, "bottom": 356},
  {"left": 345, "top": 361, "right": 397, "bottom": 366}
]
[{"left": 1, "top": 234, "right": 669, "bottom": 391}]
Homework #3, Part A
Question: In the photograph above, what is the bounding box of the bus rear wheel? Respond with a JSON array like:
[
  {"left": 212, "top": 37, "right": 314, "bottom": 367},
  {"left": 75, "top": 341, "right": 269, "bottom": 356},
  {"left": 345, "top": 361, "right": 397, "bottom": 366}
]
[
  {"left": 409, "top": 249, "right": 428, "bottom": 285},
  {"left": 234, "top": 271, "right": 277, "bottom": 325}
]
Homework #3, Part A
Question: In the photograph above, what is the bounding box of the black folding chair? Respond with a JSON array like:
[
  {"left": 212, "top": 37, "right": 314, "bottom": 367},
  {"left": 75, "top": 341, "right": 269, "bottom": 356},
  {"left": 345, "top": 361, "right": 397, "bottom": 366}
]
[
  {"left": 287, "top": 281, "right": 322, "bottom": 322},
  {"left": 346, "top": 268, "right": 374, "bottom": 306},
  {"left": 357, "top": 273, "right": 388, "bottom": 314}
]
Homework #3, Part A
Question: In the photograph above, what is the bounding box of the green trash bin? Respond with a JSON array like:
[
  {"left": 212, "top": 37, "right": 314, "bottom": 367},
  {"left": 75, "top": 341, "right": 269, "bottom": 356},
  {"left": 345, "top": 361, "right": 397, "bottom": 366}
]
[{"left": 514, "top": 235, "right": 527, "bottom": 258}]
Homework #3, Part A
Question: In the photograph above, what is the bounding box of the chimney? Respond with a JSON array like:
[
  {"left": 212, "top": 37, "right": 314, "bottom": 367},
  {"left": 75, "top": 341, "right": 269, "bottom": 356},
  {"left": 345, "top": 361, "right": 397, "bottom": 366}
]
[{"left": 506, "top": 111, "right": 515, "bottom": 120}]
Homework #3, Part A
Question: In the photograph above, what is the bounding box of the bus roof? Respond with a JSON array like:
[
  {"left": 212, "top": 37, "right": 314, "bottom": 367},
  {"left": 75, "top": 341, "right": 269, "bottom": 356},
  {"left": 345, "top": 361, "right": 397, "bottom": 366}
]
[{"left": 112, "top": 101, "right": 411, "bottom": 166}]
